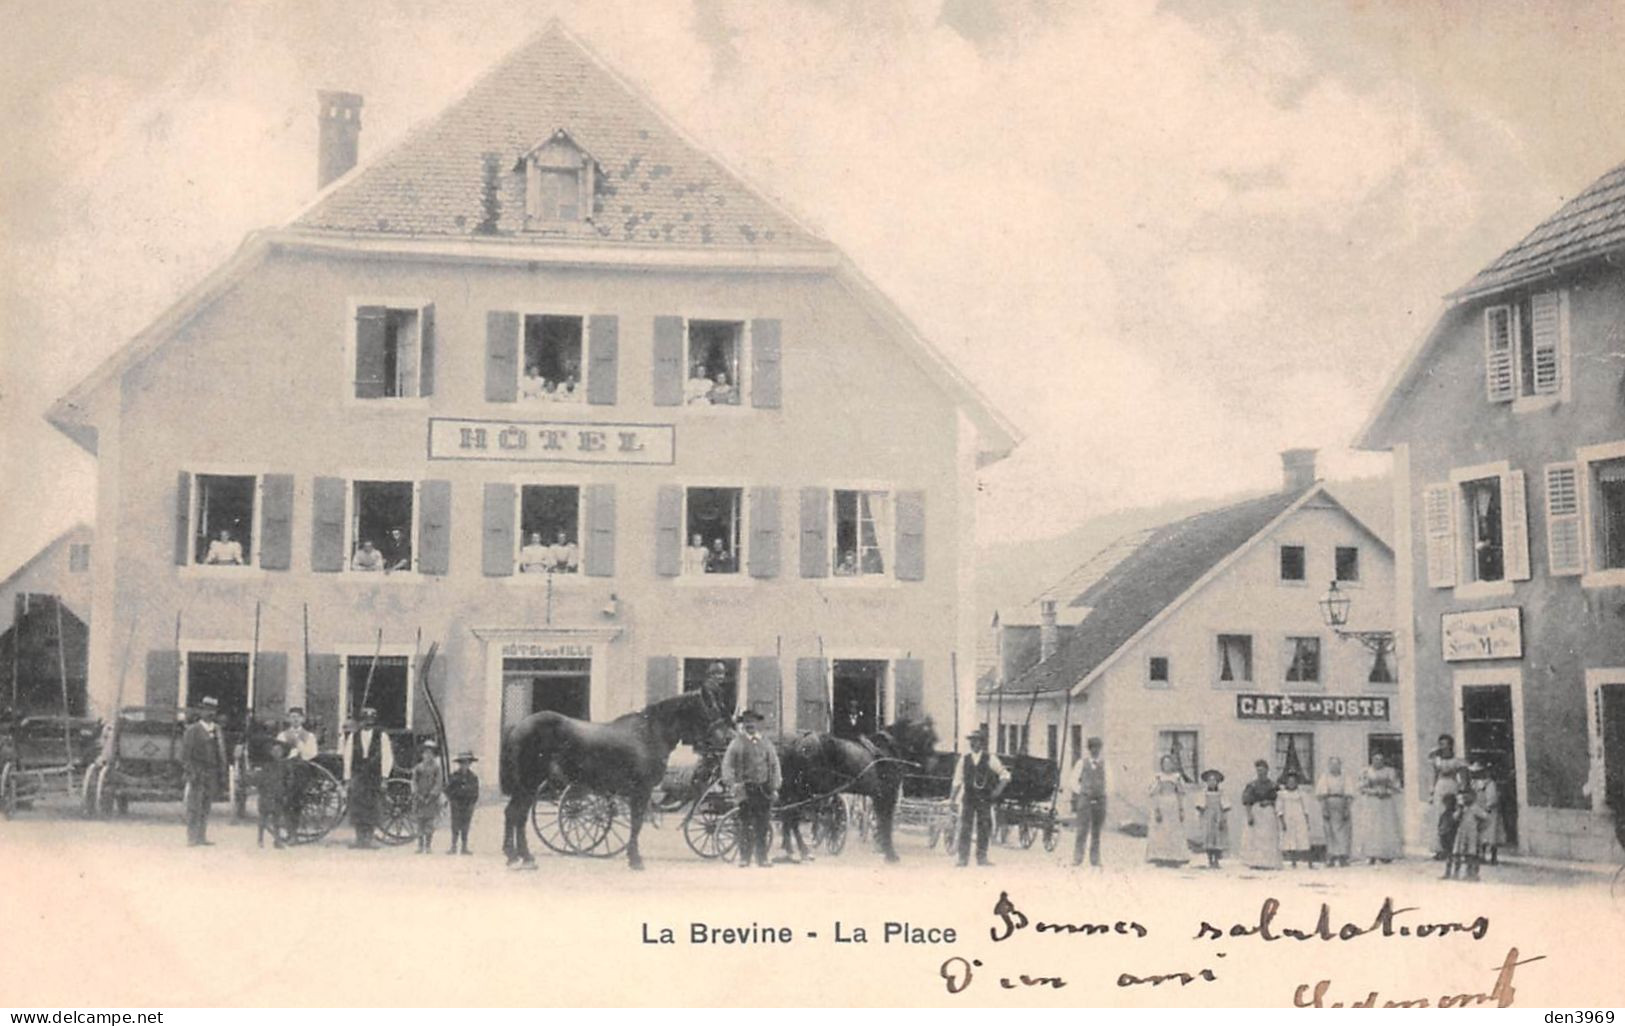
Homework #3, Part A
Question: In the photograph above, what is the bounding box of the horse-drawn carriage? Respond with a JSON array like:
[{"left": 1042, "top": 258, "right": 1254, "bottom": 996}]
[
  {"left": 0, "top": 714, "right": 102, "bottom": 817},
  {"left": 992, "top": 752, "right": 1062, "bottom": 851},
  {"left": 894, "top": 751, "right": 960, "bottom": 853},
  {"left": 81, "top": 706, "right": 189, "bottom": 816},
  {"left": 672, "top": 750, "right": 851, "bottom": 863}
]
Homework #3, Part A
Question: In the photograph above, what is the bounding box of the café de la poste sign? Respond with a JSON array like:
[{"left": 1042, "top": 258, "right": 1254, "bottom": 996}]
[{"left": 428, "top": 417, "right": 675, "bottom": 465}]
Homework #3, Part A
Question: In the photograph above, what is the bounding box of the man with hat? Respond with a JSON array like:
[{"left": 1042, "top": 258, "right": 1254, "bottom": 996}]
[
  {"left": 179, "top": 695, "right": 227, "bottom": 846},
  {"left": 445, "top": 750, "right": 481, "bottom": 855},
  {"left": 722, "top": 709, "right": 780, "bottom": 868},
  {"left": 276, "top": 706, "right": 318, "bottom": 762},
  {"left": 950, "top": 726, "right": 1009, "bottom": 867},
  {"left": 1070, "top": 736, "right": 1108, "bottom": 868},
  {"left": 340, "top": 706, "right": 394, "bottom": 848}
]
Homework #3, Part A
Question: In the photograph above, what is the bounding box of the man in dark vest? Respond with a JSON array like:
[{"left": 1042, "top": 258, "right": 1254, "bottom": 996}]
[
  {"left": 951, "top": 726, "right": 1009, "bottom": 867},
  {"left": 180, "top": 695, "right": 227, "bottom": 846},
  {"left": 340, "top": 706, "right": 394, "bottom": 848}
]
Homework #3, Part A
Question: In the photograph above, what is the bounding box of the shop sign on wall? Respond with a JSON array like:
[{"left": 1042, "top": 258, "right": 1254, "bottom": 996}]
[
  {"left": 1235, "top": 694, "right": 1390, "bottom": 722},
  {"left": 1441, "top": 607, "right": 1523, "bottom": 662},
  {"left": 428, "top": 418, "right": 675, "bottom": 464}
]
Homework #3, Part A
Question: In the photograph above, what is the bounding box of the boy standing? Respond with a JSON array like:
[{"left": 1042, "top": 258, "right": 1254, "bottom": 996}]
[
  {"left": 256, "top": 738, "right": 293, "bottom": 848},
  {"left": 445, "top": 751, "right": 480, "bottom": 855},
  {"left": 411, "top": 739, "right": 444, "bottom": 854}
]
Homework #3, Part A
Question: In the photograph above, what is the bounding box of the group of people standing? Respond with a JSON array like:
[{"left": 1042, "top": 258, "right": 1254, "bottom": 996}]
[{"left": 1428, "top": 733, "right": 1505, "bottom": 880}]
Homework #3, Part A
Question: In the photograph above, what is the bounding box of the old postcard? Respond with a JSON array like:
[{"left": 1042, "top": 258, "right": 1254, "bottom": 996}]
[{"left": 2, "top": 0, "right": 1624, "bottom": 1009}]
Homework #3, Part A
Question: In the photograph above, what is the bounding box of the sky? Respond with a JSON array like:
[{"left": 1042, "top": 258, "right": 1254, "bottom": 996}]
[{"left": 2, "top": 0, "right": 1624, "bottom": 579}]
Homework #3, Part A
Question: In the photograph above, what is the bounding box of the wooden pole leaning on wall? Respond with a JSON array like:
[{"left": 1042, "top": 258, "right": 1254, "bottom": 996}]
[
  {"left": 54, "top": 598, "right": 73, "bottom": 768},
  {"left": 950, "top": 651, "right": 961, "bottom": 755},
  {"left": 301, "top": 603, "right": 311, "bottom": 715}
]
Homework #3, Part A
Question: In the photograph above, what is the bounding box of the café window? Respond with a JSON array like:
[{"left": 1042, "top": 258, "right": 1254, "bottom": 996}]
[
  {"left": 1368, "top": 641, "right": 1396, "bottom": 684},
  {"left": 350, "top": 480, "right": 415, "bottom": 573},
  {"left": 353, "top": 306, "right": 428, "bottom": 399},
  {"left": 1284, "top": 636, "right": 1320, "bottom": 683},
  {"left": 1274, "top": 731, "right": 1315, "bottom": 784},
  {"left": 1217, "top": 634, "right": 1252, "bottom": 683},
  {"left": 343, "top": 654, "right": 411, "bottom": 730},
  {"left": 682, "top": 658, "right": 740, "bottom": 715},
  {"left": 1335, "top": 546, "right": 1360, "bottom": 583},
  {"left": 1155, "top": 730, "right": 1198, "bottom": 784},
  {"left": 517, "top": 485, "right": 581, "bottom": 574},
  {"left": 1462, "top": 477, "right": 1504, "bottom": 583},
  {"left": 192, "top": 474, "right": 257, "bottom": 567},
  {"left": 685, "top": 487, "right": 743, "bottom": 575},
  {"left": 685, "top": 320, "right": 743, "bottom": 406},
  {"left": 1279, "top": 545, "right": 1306, "bottom": 582},
  {"left": 520, "top": 315, "right": 585, "bottom": 403},
  {"left": 833, "top": 490, "right": 891, "bottom": 578}
]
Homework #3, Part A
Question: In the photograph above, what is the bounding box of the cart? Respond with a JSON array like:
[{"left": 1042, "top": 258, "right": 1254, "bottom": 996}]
[
  {"left": 0, "top": 715, "right": 102, "bottom": 817},
  {"left": 894, "top": 751, "right": 959, "bottom": 853},
  {"left": 82, "top": 706, "right": 189, "bottom": 816},
  {"left": 678, "top": 768, "right": 850, "bottom": 862},
  {"left": 993, "top": 752, "right": 1062, "bottom": 851}
]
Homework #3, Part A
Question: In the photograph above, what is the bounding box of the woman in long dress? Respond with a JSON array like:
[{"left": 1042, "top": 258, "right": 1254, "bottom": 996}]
[
  {"left": 1239, "top": 759, "right": 1282, "bottom": 869},
  {"left": 1277, "top": 772, "right": 1314, "bottom": 867},
  {"left": 1316, "top": 757, "right": 1354, "bottom": 867},
  {"left": 1355, "top": 751, "right": 1403, "bottom": 863},
  {"left": 1145, "top": 754, "right": 1189, "bottom": 866}
]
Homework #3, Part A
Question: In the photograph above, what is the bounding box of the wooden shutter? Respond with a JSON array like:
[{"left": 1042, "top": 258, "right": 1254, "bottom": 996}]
[
  {"left": 1483, "top": 305, "right": 1514, "bottom": 403},
  {"left": 654, "top": 485, "right": 683, "bottom": 577},
  {"left": 254, "top": 651, "right": 288, "bottom": 719},
  {"left": 418, "top": 479, "right": 451, "bottom": 575},
  {"left": 1502, "top": 468, "right": 1531, "bottom": 582},
  {"left": 306, "top": 653, "right": 342, "bottom": 751},
  {"left": 799, "top": 487, "right": 830, "bottom": 578},
  {"left": 587, "top": 314, "right": 618, "bottom": 405},
  {"left": 485, "top": 310, "right": 519, "bottom": 402},
  {"left": 895, "top": 489, "right": 926, "bottom": 581},
  {"left": 750, "top": 318, "right": 782, "bottom": 409},
  {"left": 1545, "top": 462, "right": 1585, "bottom": 576},
  {"left": 894, "top": 658, "right": 924, "bottom": 722},
  {"left": 652, "top": 315, "right": 684, "bottom": 406},
  {"left": 259, "top": 473, "right": 294, "bottom": 571},
  {"left": 795, "top": 657, "right": 827, "bottom": 731},
  {"left": 310, "top": 476, "right": 347, "bottom": 572},
  {"left": 173, "top": 471, "right": 192, "bottom": 566},
  {"left": 748, "top": 487, "right": 781, "bottom": 579},
  {"left": 584, "top": 484, "right": 616, "bottom": 577},
  {"left": 1422, "top": 483, "right": 1457, "bottom": 588},
  {"left": 146, "top": 649, "right": 180, "bottom": 708},
  {"left": 746, "top": 656, "right": 781, "bottom": 726},
  {"left": 354, "top": 305, "right": 388, "bottom": 399},
  {"left": 482, "top": 483, "right": 515, "bottom": 577},
  {"left": 418, "top": 303, "right": 436, "bottom": 397},
  {"left": 1530, "top": 291, "right": 1563, "bottom": 396},
  {"left": 645, "top": 656, "right": 679, "bottom": 705}
]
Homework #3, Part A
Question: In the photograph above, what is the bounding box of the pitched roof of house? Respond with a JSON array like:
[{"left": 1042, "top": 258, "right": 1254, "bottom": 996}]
[
  {"left": 294, "top": 22, "right": 823, "bottom": 249},
  {"left": 994, "top": 488, "right": 1315, "bottom": 697}
]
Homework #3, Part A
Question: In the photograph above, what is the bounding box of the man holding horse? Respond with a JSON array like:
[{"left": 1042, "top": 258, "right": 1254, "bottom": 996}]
[
  {"left": 723, "top": 710, "right": 780, "bottom": 868},
  {"left": 951, "top": 726, "right": 1009, "bottom": 867}
]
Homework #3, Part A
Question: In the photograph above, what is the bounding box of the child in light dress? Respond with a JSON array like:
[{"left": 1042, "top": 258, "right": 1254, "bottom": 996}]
[
  {"left": 1194, "top": 768, "right": 1230, "bottom": 868},
  {"left": 1276, "top": 771, "right": 1315, "bottom": 868}
]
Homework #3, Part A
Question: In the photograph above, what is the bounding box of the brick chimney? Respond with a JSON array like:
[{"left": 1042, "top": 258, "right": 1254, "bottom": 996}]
[
  {"left": 1039, "top": 598, "right": 1059, "bottom": 662},
  {"left": 1281, "top": 448, "right": 1318, "bottom": 493},
  {"left": 317, "top": 91, "right": 364, "bottom": 189}
]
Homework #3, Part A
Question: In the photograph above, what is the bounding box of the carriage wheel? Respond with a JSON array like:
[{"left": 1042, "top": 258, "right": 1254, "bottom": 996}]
[
  {"left": 1043, "top": 822, "right": 1059, "bottom": 852},
  {"left": 819, "top": 797, "right": 848, "bottom": 856},
  {"left": 0, "top": 762, "right": 15, "bottom": 820},
  {"left": 376, "top": 778, "right": 417, "bottom": 846},
  {"left": 531, "top": 781, "right": 570, "bottom": 855},
  {"left": 556, "top": 782, "right": 609, "bottom": 855},
  {"left": 1018, "top": 820, "right": 1036, "bottom": 849},
  {"left": 288, "top": 763, "right": 344, "bottom": 845},
  {"left": 585, "top": 792, "right": 632, "bottom": 860},
  {"left": 683, "top": 787, "right": 739, "bottom": 861}
]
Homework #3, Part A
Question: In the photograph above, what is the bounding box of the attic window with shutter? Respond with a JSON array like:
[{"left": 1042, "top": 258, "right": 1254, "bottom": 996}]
[
  {"left": 1483, "top": 291, "right": 1567, "bottom": 407},
  {"left": 522, "top": 132, "right": 595, "bottom": 226}
]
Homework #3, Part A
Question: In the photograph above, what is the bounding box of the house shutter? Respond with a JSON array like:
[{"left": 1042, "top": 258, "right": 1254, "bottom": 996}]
[
  {"left": 748, "top": 486, "right": 780, "bottom": 579},
  {"left": 584, "top": 484, "right": 616, "bottom": 577},
  {"left": 1502, "top": 468, "right": 1531, "bottom": 582},
  {"left": 254, "top": 651, "right": 288, "bottom": 719},
  {"left": 418, "top": 479, "right": 452, "bottom": 575},
  {"left": 1483, "top": 305, "right": 1514, "bottom": 403},
  {"left": 259, "top": 473, "right": 294, "bottom": 570},
  {"left": 1421, "top": 483, "right": 1457, "bottom": 588},
  {"left": 485, "top": 310, "right": 519, "bottom": 402},
  {"left": 750, "top": 318, "right": 782, "bottom": 409},
  {"left": 895, "top": 489, "right": 926, "bottom": 581},
  {"left": 482, "top": 483, "right": 516, "bottom": 577},
  {"left": 654, "top": 485, "right": 683, "bottom": 577},
  {"left": 799, "top": 487, "right": 830, "bottom": 578},
  {"left": 354, "top": 305, "right": 388, "bottom": 399},
  {"left": 645, "top": 656, "right": 679, "bottom": 705},
  {"left": 587, "top": 314, "right": 618, "bottom": 405},
  {"left": 146, "top": 649, "right": 180, "bottom": 709},
  {"left": 418, "top": 302, "right": 436, "bottom": 397},
  {"left": 795, "top": 657, "right": 827, "bottom": 731},
  {"left": 310, "top": 476, "right": 347, "bottom": 572},
  {"left": 894, "top": 658, "right": 924, "bottom": 722},
  {"left": 1530, "top": 290, "right": 1563, "bottom": 396},
  {"left": 1545, "top": 462, "right": 1584, "bottom": 576},
  {"left": 174, "top": 471, "right": 192, "bottom": 566},
  {"left": 746, "top": 656, "right": 781, "bottom": 726},
  {"left": 306, "top": 653, "right": 342, "bottom": 750},
  {"left": 652, "top": 315, "right": 684, "bottom": 406}
]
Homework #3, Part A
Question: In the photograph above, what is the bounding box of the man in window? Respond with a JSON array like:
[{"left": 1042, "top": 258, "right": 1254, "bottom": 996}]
[
  {"left": 706, "top": 537, "right": 736, "bottom": 574},
  {"left": 521, "top": 364, "right": 548, "bottom": 400},
  {"left": 352, "top": 538, "right": 384, "bottom": 572},
  {"left": 547, "top": 529, "right": 578, "bottom": 573},
  {"left": 204, "top": 528, "right": 244, "bottom": 566},
  {"left": 684, "top": 533, "right": 710, "bottom": 576},
  {"left": 519, "top": 532, "right": 550, "bottom": 574},
  {"left": 381, "top": 526, "right": 411, "bottom": 573}
]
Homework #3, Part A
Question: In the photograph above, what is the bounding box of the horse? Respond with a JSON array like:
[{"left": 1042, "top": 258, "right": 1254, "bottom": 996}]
[
  {"left": 774, "top": 717, "right": 937, "bottom": 863},
  {"left": 500, "top": 688, "right": 729, "bottom": 871}
]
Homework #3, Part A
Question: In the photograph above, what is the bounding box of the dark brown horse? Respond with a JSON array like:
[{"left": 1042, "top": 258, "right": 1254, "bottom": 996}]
[
  {"left": 500, "top": 688, "right": 728, "bottom": 870},
  {"left": 776, "top": 717, "right": 937, "bottom": 862}
]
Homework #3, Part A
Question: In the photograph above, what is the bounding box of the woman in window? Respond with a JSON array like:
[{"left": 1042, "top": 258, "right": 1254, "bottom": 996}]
[
  {"left": 521, "top": 364, "right": 548, "bottom": 400},
  {"left": 1145, "top": 754, "right": 1188, "bottom": 867},
  {"left": 683, "top": 533, "right": 709, "bottom": 576},
  {"left": 1354, "top": 751, "right": 1402, "bottom": 864},
  {"left": 1239, "top": 759, "right": 1282, "bottom": 869},
  {"left": 519, "top": 532, "right": 550, "bottom": 573},
  {"left": 547, "top": 530, "right": 578, "bottom": 573},
  {"left": 204, "top": 528, "right": 244, "bottom": 566}
]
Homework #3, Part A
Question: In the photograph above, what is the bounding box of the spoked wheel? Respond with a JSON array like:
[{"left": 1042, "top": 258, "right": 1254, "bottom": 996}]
[
  {"left": 683, "top": 784, "right": 739, "bottom": 861},
  {"left": 287, "top": 763, "right": 344, "bottom": 845},
  {"left": 0, "top": 762, "right": 16, "bottom": 819},
  {"left": 818, "top": 796, "right": 848, "bottom": 856},
  {"left": 1018, "top": 820, "right": 1037, "bottom": 849},
  {"left": 377, "top": 778, "right": 417, "bottom": 846},
  {"left": 531, "top": 780, "right": 569, "bottom": 855},
  {"left": 558, "top": 782, "right": 631, "bottom": 858}
]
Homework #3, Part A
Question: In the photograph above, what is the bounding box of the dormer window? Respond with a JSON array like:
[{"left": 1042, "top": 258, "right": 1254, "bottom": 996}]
[{"left": 521, "top": 130, "right": 595, "bottom": 227}]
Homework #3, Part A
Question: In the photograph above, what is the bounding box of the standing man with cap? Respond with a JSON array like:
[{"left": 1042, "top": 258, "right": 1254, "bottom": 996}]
[
  {"left": 951, "top": 726, "right": 1009, "bottom": 867},
  {"left": 180, "top": 696, "right": 227, "bottom": 846},
  {"left": 445, "top": 750, "right": 480, "bottom": 855},
  {"left": 722, "top": 710, "right": 780, "bottom": 868},
  {"left": 1070, "top": 736, "right": 1108, "bottom": 868},
  {"left": 341, "top": 706, "right": 393, "bottom": 849}
]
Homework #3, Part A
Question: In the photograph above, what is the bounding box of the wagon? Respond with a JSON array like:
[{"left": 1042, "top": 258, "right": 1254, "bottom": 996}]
[
  {"left": 241, "top": 729, "right": 422, "bottom": 847},
  {"left": 82, "top": 706, "right": 189, "bottom": 816},
  {"left": 895, "top": 751, "right": 959, "bottom": 853},
  {"left": 676, "top": 767, "right": 849, "bottom": 862},
  {"left": 993, "top": 753, "right": 1062, "bottom": 851},
  {"left": 0, "top": 715, "right": 102, "bottom": 817}
]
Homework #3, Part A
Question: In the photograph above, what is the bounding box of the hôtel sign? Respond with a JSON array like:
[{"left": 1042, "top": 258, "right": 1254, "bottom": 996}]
[
  {"left": 1441, "top": 607, "right": 1523, "bottom": 662},
  {"left": 428, "top": 417, "right": 675, "bottom": 465},
  {"left": 1235, "top": 694, "right": 1390, "bottom": 722}
]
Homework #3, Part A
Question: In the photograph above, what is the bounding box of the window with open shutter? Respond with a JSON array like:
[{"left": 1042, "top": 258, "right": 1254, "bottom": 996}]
[
  {"left": 799, "top": 487, "right": 829, "bottom": 578},
  {"left": 254, "top": 651, "right": 288, "bottom": 719},
  {"left": 795, "top": 658, "right": 827, "bottom": 730},
  {"left": 746, "top": 656, "right": 781, "bottom": 726},
  {"left": 419, "top": 303, "right": 436, "bottom": 397},
  {"left": 587, "top": 314, "right": 618, "bottom": 405},
  {"left": 259, "top": 474, "right": 294, "bottom": 570},
  {"left": 310, "top": 476, "right": 347, "bottom": 572},
  {"left": 655, "top": 485, "right": 683, "bottom": 576},
  {"left": 1501, "top": 469, "right": 1531, "bottom": 581},
  {"left": 418, "top": 479, "right": 452, "bottom": 575},
  {"left": 1545, "top": 463, "right": 1584, "bottom": 576},
  {"left": 173, "top": 471, "right": 192, "bottom": 566},
  {"left": 895, "top": 490, "right": 925, "bottom": 581},
  {"left": 1529, "top": 291, "right": 1563, "bottom": 396},
  {"left": 750, "top": 318, "right": 781, "bottom": 409},
  {"left": 1483, "top": 305, "right": 1514, "bottom": 403},
  {"left": 482, "top": 483, "right": 516, "bottom": 577},
  {"left": 146, "top": 650, "right": 180, "bottom": 709},
  {"left": 748, "top": 487, "right": 781, "bottom": 579},
  {"left": 1422, "top": 483, "right": 1457, "bottom": 588}
]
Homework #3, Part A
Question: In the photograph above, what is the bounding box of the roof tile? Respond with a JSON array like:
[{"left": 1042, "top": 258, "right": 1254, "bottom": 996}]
[{"left": 1455, "top": 160, "right": 1625, "bottom": 298}]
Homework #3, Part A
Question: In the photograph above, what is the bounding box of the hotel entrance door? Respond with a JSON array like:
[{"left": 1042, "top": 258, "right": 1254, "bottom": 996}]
[{"left": 502, "top": 657, "right": 591, "bottom": 728}]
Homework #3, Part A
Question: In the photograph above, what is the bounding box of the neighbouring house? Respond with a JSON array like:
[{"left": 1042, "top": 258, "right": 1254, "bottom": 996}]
[{"left": 0, "top": 524, "right": 93, "bottom": 717}]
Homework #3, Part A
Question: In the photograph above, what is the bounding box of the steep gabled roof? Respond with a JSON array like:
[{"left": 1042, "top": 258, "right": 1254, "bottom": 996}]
[{"left": 294, "top": 23, "right": 823, "bottom": 249}]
